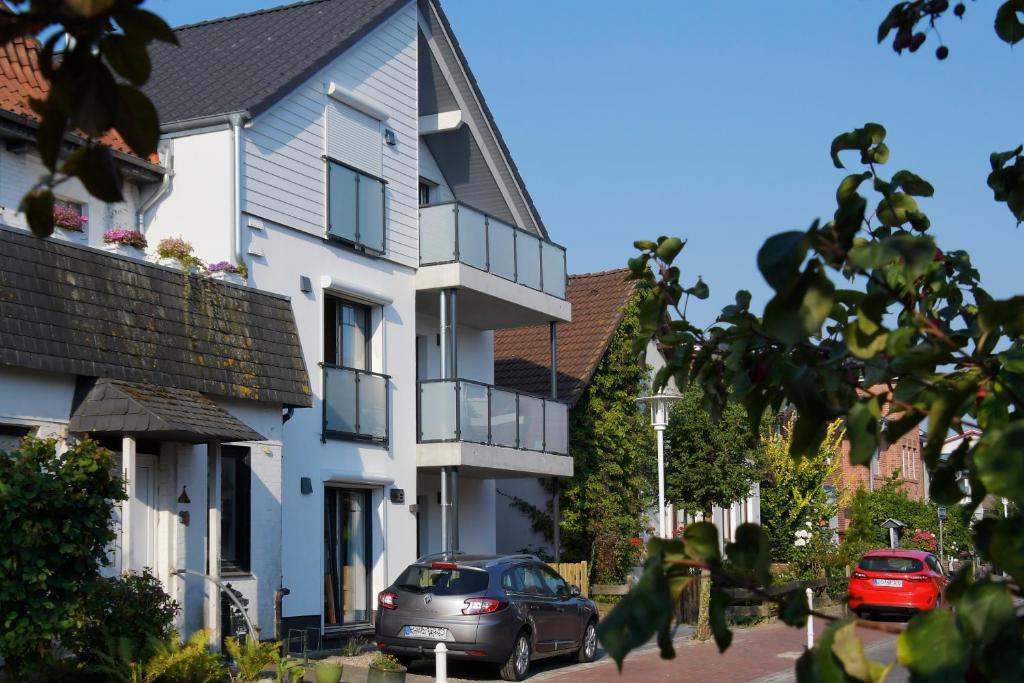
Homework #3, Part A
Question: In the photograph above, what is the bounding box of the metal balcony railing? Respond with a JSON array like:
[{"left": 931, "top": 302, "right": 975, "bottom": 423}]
[
  {"left": 417, "top": 379, "right": 569, "bottom": 455},
  {"left": 419, "top": 201, "right": 568, "bottom": 300},
  {"left": 322, "top": 364, "right": 389, "bottom": 444}
]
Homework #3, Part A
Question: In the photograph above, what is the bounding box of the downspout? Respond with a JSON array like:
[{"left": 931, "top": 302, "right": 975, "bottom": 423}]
[
  {"left": 137, "top": 142, "right": 173, "bottom": 231},
  {"left": 229, "top": 113, "right": 246, "bottom": 268}
]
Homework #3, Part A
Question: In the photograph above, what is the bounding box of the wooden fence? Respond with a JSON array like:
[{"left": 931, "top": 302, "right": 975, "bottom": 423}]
[{"left": 553, "top": 561, "right": 590, "bottom": 598}]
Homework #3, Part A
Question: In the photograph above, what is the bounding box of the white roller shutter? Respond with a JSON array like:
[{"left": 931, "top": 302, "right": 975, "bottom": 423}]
[{"left": 327, "top": 101, "right": 382, "bottom": 177}]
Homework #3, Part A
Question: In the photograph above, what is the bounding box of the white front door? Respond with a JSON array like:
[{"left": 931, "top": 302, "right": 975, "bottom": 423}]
[{"left": 129, "top": 453, "right": 157, "bottom": 572}]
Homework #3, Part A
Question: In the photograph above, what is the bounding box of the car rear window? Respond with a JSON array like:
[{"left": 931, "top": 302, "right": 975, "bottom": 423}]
[
  {"left": 396, "top": 565, "right": 489, "bottom": 595},
  {"left": 859, "top": 556, "right": 924, "bottom": 573}
]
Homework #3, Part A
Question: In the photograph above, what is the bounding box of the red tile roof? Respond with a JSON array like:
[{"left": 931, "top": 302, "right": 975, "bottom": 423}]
[
  {"left": 494, "top": 268, "right": 638, "bottom": 406},
  {"left": 0, "top": 36, "right": 151, "bottom": 160}
]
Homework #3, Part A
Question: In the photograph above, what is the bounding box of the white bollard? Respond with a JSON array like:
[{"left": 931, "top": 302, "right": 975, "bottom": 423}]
[
  {"left": 435, "top": 641, "right": 448, "bottom": 683},
  {"left": 806, "top": 587, "right": 814, "bottom": 650}
]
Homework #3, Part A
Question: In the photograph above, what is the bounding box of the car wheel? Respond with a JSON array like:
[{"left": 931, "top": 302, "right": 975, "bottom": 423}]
[
  {"left": 577, "top": 620, "right": 598, "bottom": 663},
  {"left": 500, "top": 631, "right": 531, "bottom": 681}
]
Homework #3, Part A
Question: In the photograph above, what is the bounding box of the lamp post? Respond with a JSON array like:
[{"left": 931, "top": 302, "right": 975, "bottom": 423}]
[{"left": 638, "top": 391, "right": 682, "bottom": 538}]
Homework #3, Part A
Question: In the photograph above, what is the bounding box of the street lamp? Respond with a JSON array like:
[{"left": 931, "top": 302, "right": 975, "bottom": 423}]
[{"left": 637, "top": 390, "right": 682, "bottom": 538}]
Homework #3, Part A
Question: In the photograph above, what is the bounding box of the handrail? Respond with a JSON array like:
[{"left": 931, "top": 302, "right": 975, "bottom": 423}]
[
  {"left": 419, "top": 200, "right": 568, "bottom": 252},
  {"left": 320, "top": 362, "right": 391, "bottom": 380},
  {"left": 417, "top": 376, "right": 570, "bottom": 406}
]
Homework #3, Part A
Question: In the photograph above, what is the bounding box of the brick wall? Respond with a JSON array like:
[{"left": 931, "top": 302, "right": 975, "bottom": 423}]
[{"left": 834, "top": 428, "right": 925, "bottom": 532}]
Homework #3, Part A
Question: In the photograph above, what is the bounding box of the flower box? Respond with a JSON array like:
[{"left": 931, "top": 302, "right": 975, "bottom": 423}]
[
  {"left": 102, "top": 242, "right": 146, "bottom": 259},
  {"left": 209, "top": 270, "right": 245, "bottom": 286}
]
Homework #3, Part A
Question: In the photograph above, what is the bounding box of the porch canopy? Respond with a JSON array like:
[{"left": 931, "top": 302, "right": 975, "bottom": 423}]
[{"left": 70, "top": 378, "right": 264, "bottom": 443}]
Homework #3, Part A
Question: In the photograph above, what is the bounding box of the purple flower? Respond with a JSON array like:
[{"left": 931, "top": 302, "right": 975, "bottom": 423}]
[{"left": 208, "top": 261, "right": 239, "bottom": 273}]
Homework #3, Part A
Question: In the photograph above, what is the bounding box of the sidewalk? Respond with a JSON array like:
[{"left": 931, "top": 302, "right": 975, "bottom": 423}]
[{"left": 530, "top": 620, "right": 897, "bottom": 683}]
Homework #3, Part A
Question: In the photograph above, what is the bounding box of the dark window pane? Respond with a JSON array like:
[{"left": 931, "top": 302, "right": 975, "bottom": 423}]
[
  {"left": 359, "top": 176, "right": 385, "bottom": 252},
  {"left": 220, "top": 447, "right": 251, "bottom": 574},
  {"left": 396, "top": 566, "right": 489, "bottom": 595},
  {"left": 858, "top": 556, "right": 923, "bottom": 573}
]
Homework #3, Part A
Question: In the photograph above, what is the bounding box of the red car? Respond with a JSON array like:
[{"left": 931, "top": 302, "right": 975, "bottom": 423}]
[{"left": 847, "top": 549, "right": 948, "bottom": 618}]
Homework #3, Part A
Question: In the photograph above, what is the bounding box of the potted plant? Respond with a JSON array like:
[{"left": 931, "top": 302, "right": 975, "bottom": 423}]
[
  {"left": 367, "top": 652, "right": 406, "bottom": 683},
  {"left": 154, "top": 236, "right": 203, "bottom": 272},
  {"left": 53, "top": 203, "right": 88, "bottom": 240},
  {"left": 207, "top": 260, "right": 249, "bottom": 285},
  {"left": 102, "top": 228, "right": 148, "bottom": 258},
  {"left": 313, "top": 660, "right": 343, "bottom": 683}
]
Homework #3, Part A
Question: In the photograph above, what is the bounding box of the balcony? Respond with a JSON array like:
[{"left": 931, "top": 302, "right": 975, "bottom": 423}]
[
  {"left": 416, "top": 379, "right": 572, "bottom": 478},
  {"left": 322, "top": 365, "right": 389, "bottom": 444},
  {"left": 417, "top": 202, "right": 571, "bottom": 328}
]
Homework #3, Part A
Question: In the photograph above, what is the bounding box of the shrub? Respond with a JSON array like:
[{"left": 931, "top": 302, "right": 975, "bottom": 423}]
[
  {"left": 0, "top": 438, "right": 125, "bottom": 675},
  {"left": 159, "top": 630, "right": 227, "bottom": 683},
  {"left": 104, "top": 229, "right": 148, "bottom": 249},
  {"left": 67, "top": 569, "right": 179, "bottom": 663},
  {"left": 369, "top": 652, "right": 404, "bottom": 671},
  {"left": 225, "top": 637, "right": 281, "bottom": 682}
]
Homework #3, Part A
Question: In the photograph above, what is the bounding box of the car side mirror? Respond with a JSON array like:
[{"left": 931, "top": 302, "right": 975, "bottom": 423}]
[{"left": 570, "top": 584, "right": 581, "bottom": 597}]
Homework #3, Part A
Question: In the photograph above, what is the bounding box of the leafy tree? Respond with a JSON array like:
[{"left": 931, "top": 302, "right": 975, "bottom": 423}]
[
  {"left": 559, "top": 290, "right": 656, "bottom": 584},
  {"left": 598, "top": 4, "right": 1024, "bottom": 680},
  {"left": 0, "top": 437, "right": 125, "bottom": 675},
  {"left": 663, "top": 385, "right": 762, "bottom": 639},
  {"left": 0, "top": 1, "right": 176, "bottom": 237},
  {"left": 760, "top": 416, "right": 848, "bottom": 563}
]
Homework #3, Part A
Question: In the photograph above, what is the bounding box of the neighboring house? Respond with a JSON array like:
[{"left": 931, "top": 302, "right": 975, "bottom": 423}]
[
  {"left": 137, "top": 0, "right": 571, "bottom": 640},
  {"left": 0, "top": 37, "right": 311, "bottom": 644},
  {"left": 833, "top": 395, "right": 927, "bottom": 533},
  {"left": 935, "top": 430, "right": 1000, "bottom": 520},
  {"left": 493, "top": 268, "right": 759, "bottom": 557}
]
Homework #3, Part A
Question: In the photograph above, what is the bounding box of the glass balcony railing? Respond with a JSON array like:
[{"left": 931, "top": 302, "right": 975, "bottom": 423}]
[
  {"left": 322, "top": 364, "right": 389, "bottom": 444},
  {"left": 417, "top": 379, "right": 569, "bottom": 455},
  {"left": 419, "top": 201, "right": 568, "bottom": 300}
]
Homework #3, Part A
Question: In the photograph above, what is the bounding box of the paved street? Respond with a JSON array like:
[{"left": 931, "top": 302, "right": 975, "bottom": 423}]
[{"left": 387, "top": 619, "right": 906, "bottom": 683}]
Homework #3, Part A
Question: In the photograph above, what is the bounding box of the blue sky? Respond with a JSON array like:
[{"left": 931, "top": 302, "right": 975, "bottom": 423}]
[{"left": 152, "top": 0, "right": 1022, "bottom": 326}]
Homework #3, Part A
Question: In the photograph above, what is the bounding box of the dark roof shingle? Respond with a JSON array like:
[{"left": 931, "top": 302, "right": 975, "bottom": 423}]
[
  {"left": 494, "top": 269, "right": 637, "bottom": 406},
  {"left": 145, "top": 0, "right": 409, "bottom": 124},
  {"left": 0, "top": 228, "right": 311, "bottom": 407},
  {"left": 70, "top": 378, "right": 265, "bottom": 442}
]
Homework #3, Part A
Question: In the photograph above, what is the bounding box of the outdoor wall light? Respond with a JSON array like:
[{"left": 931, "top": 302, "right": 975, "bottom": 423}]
[
  {"left": 299, "top": 276, "right": 313, "bottom": 293},
  {"left": 384, "top": 129, "right": 397, "bottom": 146},
  {"left": 300, "top": 476, "right": 313, "bottom": 495},
  {"left": 177, "top": 486, "right": 190, "bottom": 504}
]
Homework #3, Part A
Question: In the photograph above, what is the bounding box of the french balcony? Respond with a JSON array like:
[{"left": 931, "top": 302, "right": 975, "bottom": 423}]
[
  {"left": 321, "top": 364, "right": 389, "bottom": 444},
  {"left": 417, "top": 202, "right": 571, "bottom": 329},
  {"left": 416, "top": 379, "right": 572, "bottom": 479}
]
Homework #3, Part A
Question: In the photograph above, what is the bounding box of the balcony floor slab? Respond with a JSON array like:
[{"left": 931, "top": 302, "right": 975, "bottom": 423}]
[{"left": 416, "top": 441, "right": 573, "bottom": 479}]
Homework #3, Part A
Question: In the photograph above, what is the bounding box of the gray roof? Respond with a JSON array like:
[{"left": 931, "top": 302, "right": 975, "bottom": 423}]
[
  {"left": 145, "top": 0, "right": 409, "bottom": 124},
  {"left": 70, "top": 378, "right": 265, "bottom": 443},
  {"left": 0, "top": 228, "right": 311, "bottom": 407}
]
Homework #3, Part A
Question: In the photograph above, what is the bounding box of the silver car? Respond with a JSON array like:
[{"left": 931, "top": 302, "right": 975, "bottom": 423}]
[{"left": 374, "top": 553, "right": 599, "bottom": 680}]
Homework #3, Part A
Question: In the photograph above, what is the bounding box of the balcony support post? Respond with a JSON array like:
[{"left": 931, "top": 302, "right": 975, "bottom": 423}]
[
  {"left": 450, "top": 289, "right": 458, "bottom": 379},
  {"left": 440, "top": 466, "right": 449, "bottom": 555},
  {"left": 439, "top": 290, "right": 448, "bottom": 379},
  {"left": 553, "top": 483, "right": 561, "bottom": 563},
  {"left": 451, "top": 467, "right": 459, "bottom": 552}
]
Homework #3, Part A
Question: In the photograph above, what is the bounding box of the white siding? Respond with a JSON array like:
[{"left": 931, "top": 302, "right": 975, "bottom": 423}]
[{"left": 243, "top": 2, "right": 419, "bottom": 268}]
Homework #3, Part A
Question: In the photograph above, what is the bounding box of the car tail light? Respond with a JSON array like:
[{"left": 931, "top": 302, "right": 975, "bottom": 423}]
[
  {"left": 462, "top": 598, "right": 507, "bottom": 615},
  {"left": 851, "top": 571, "right": 868, "bottom": 579},
  {"left": 431, "top": 562, "right": 458, "bottom": 569},
  {"left": 378, "top": 591, "right": 398, "bottom": 609}
]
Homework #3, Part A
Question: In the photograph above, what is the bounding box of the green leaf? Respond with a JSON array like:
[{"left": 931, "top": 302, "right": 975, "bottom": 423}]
[
  {"left": 995, "top": 0, "right": 1024, "bottom": 44},
  {"left": 724, "top": 523, "right": 771, "bottom": 586},
  {"left": 830, "top": 123, "right": 886, "bottom": 169},
  {"left": 836, "top": 172, "right": 873, "bottom": 203},
  {"left": 633, "top": 240, "right": 657, "bottom": 251},
  {"left": 957, "top": 581, "right": 1015, "bottom": 647},
  {"left": 683, "top": 522, "right": 721, "bottom": 566},
  {"left": 62, "top": 145, "right": 124, "bottom": 203},
  {"left": 779, "top": 590, "right": 809, "bottom": 627},
  {"left": 979, "top": 296, "right": 1024, "bottom": 338},
  {"left": 890, "top": 170, "right": 935, "bottom": 197},
  {"left": 113, "top": 85, "right": 160, "bottom": 158},
  {"left": 832, "top": 621, "right": 894, "bottom": 683},
  {"left": 896, "top": 610, "right": 968, "bottom": 682},
  {"left": 709, "top": 582, "right": 732, "bottom": 653},
  {"left": 758, "top": 231, "right": 808, "bottom": 292},
  {"left": 974, "top": 425, "right": 1024, "bottom": 504},
  {"left": 846, "top": 398, "right": 880, "bottom": 466},
  {"left": 999, "top": 347, "right": 1024, "bottom": 373},
  {"left": 35, "top": 109, "right": 67, "bottom": 170},
  {"left": 20, "top": 188, "right": 55, "bottom": 238},
  {"left": 655, "top": 237, "right": 686, "bottom": 263},
  {"left": 868, "top": 142, "right": 889, "bottom": 165},
  {"left": 685, "top": 276, "right": 709, "bottom": 300},
  {"left": 796, "top": 619, "right": 856, "bottom": 683},
  {"left": 875, "top": 192, "right": 920, "bottom": 227},
  {"left": 102, "top": 35, "right": 151, "bottom": 86},
  {"left": 597, "top": 554, "right": 674, "bottom": 670}
]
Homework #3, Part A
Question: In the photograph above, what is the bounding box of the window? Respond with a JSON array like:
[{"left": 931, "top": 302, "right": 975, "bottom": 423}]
[
  {"left": 324, "top": 296, "right": 371, "bottom": 370},
  {"left": 925, "top": 555, "right": 944, "bottom": 575},
  {"left": 504, "top": 564, "right": 548, "bottom": 595},
  {"left": 0, "top": 424, "right": 33, "bottom": 453},
  {"left": 53, "top": 198, "right": 88, "bottom": 233},
  {"left": 536, "top": 564, "right": 569, "bottom": 597},
  {"left": 396, "top": 565, "right": 489, "bottom": 595},
  {"left": 418, "top": 182, "right": 431, "bottom": 206},
  {"left": 327, "top": 160, "right": 385, "bottom": 253},
  {"left": 858, "top": 556, "right": 924, "bottom": 573},
  {"left": 220, "top": 446, "right": 251, "bottom": 574}
]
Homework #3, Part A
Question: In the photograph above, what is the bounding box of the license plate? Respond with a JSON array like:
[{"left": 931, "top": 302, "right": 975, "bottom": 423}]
[
  {"left": 873, "top": 579, "right": 903, "bottom": 587},
  {"left": 403, "top": 625, "right": 449, "bottom": 640}
]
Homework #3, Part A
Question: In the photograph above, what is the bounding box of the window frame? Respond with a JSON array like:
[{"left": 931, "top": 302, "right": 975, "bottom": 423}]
[
  {"left": 324, "top": 295, "right": 373, "bottom": 372},
  {"left": 220, "top": 446, "right": 252, "bottom": 575},
  {"left": 326, "top": 157, "right": 387, "bottom": 255}
]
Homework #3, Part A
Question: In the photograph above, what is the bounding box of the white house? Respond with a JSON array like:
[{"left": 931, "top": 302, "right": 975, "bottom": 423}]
[
  {"left": 0, "top": 38, "right": 311, "bottom": 646},
  {"left": 137, "top": 0, "right": 573, "bottom": 640}
]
